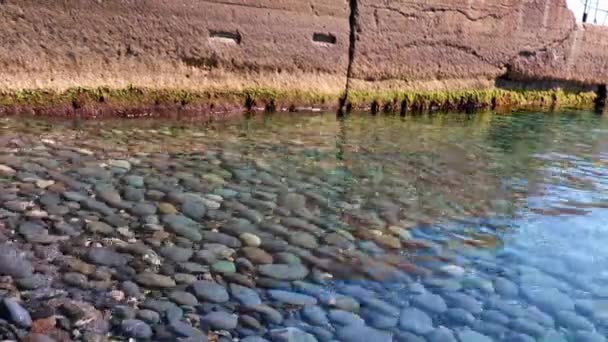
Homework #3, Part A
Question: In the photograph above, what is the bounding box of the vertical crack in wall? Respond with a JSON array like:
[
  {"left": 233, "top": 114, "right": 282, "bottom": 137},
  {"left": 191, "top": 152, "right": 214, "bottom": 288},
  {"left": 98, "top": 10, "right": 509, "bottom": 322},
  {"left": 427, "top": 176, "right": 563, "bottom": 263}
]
[
  {"left": 338, "top": 0, "right": 359, "bottom": 115},
  {"left": 596, "top": 84, "right": 607, "bottom": 113}
]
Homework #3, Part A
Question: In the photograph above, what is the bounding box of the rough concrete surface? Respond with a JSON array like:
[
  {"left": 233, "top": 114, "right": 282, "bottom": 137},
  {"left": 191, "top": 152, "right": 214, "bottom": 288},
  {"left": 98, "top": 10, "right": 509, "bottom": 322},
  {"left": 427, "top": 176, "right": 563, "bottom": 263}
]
[
  {"left": 0, "top": 0, "right": 606, "bottom": 109},
  {"left": 510, "top": 23, "right": 608, "bottom": 85},
  {"left": 348, "top": 0, "right": 603, "bottom": 92},
  {"left": 0, "top": 0, "right": 350, "bottom": 95}
]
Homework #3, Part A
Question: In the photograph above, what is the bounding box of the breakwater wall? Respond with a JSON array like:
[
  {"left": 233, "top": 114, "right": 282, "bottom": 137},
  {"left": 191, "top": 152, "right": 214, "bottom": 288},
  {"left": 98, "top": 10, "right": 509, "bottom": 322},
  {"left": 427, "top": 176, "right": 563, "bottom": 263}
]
[{"left": 0, "top": 0, "right": 607, "bottom": 116}]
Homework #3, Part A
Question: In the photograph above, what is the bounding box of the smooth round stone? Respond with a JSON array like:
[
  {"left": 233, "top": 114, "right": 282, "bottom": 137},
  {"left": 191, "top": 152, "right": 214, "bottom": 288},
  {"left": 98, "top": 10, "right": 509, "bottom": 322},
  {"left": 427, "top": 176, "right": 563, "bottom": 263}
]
[
  {"left": 388, "top": 226, "right": 413, "bottom": 240},
  {"left": 146, "top": 190, "right": 166, "bottom": 201},
  {"left": 486, "top": 297, "right": 525, "bottom": 317},
  {"left": 337, "top": 324, "right": 392, "bottom": 342},
  {"left": 330, "top": 296, "right": 360, "bottom": 312},
  {"left": 395, "top": 331, "right": 426, "bottom": 342},
  {"left": 444, "top": 292, "right": 482, "bottom": 314},
  {"left": 289, "top": 232, "right": 319, "bottom": 249},
  {"left": 162, "top": 214, "right": 202, "bottom": 242},
  {"left": 36, "top": 179, "right": 55, "bottom": 189},
  {"left": 521, "top": 286, "right": 574, "bottom": 313},
  {"left": 19, "top": 221, "right": 47, "bottom": 236},
  {"left": 472, "top": 321, "right": 508, "bottom": 338},
  {"left": 177, "top": 262, "right": 208, "bottom": 275},
  {"left": 158, "top": 202, "right": 178, "bottom": 215},
  {"left": 399, "top": 307, "right": 433, "bottom": 335},
  {"left": 215, "top": 188, "right": 238, "bottom": 198},
  {"left": 494, "top": 277, "right": 519, "bottom": 297},
  {"left": 201, "top": 245, "right": 234, "bottom": 260},
  {"left": 173, "top": 273, "right": 197, "bottom": 285},
  {"left": 293, "top": 281, "right": 326, "bottom": 297},
  {"left": 87, "top": 247, "right": 128, "bottom": 267},
  {"left": 480, "top": 310, "right": 509, "bottom": 325},
  {"left": 339, "top": 285, "right": 377, "bottom": 299},
  {"left": 200, "top": 311, "right": 238, "bottom": 330},
  {"left": 428, "top": 327, "right": 457, "bottom": 342},
  {"left": 328, "top": 309, "right": 364, "bottom": 326},
  {"left": 269, "top": 327, "right": 318, "bottom": 342},
  {"left": 190, "top": 280, "right": 229, "bottom": 303},
  {"left": 374, "top": 235, "right": 402, "bottom": 249},
  {"left": 524, "top": 306, "right": 555, "bottom": 327},
  {"left": 573, "top": 331, "right": 606, "bottom": 342},
  {"left": 423, "top": 277, "right": 462, "bottom": 291},
  {"left": 160, "top": 246, "right": 193, "bottom": 262},
  {"left": 63, "top": 272, "right": 88, "bottom": 288},
  {"left": 509, "top": 318, "right": 544, "bottom": 338},
  {"left": 503, "top": 333, "right": 535, "bottom": 342},
  {"left": 124, "top": 187, "right": 145, "bottom": 201},
  {"left": 114, "top": 305, "right": 136, "bottom": 320},
  {"left": 361, "top": 298, "right": 400, "bottom": 317},
  {"left": 258, "top": 264, "right": 309, "bottom": 281},
  {"left": 539, "top": 330, "right": 567, "bottom": 342},
  {"left": 268, "top": 290, "right": 317, "bottom": 306},
  {"left": 440, "top": 265, "right": 466, "bottom": 277},
  {"left": 169, "top": 290, "right": 198, "bottom": 306},
  {"left": 16, "top": 274, "right": 50, "bottom": 290},
  {"left": 230, "top": 283, "right": 262, "bottom": 306},
  {"left": 251, "top": 304, "right": 284, "bottom": 324},
  {"left": 137, "top": 309, "right": 161, "bottom": 324},
  {"left": 302, "top": 306, "right": 329, "bottom": 326},
  {"left": 412, "top": 292, "right": 447, "bottom": 314},
  {"left": 2, "top": 298, "right": 32, "bottom": 328},
  {"left": 554, "top": 310, "right": 594, "bottom": 331},
  {"left": 242, "top": 337, "right": 270, "bottom": 342},
  {"left": 181, "top": 196, "right": 206, "bottom": 220},
  {"left": 575, "top": 299, "right": 595, "bottom": 317},
  {"left": 456, "top": 329, "right": 493, "bottom": 342},
  {"left": 169, "top": 320, "right": 204, "bottom": 338},
  {"left": 242, "top": 247, "right": 273, "bottom": 264},
  {"left": 211, "top": 260, "right": 236, "bottom": 274},
  {"left": 124, "top": 175, "right": 144, "bottom": 188},
  {"left": 194, "top": 250, "right": 218, "bottom": 265},
  {"left": 240, "top": 314, "right": 263, "bottom": 330},
  {"left": 323, "top": 233, "right": 354, "bottom": 249},
  {"left": 121, "top": 281, "right": 142, "bottom": 298},
  {"left": 135, "top": 272, "right": 176, "bottom": 288},
  {"left": 240, "top": 233, "right": 262, "bottom": 247},
  {"left": 121, "top": 319, "right": 152, "bottom": 339},
  {"left": 445, "top": 308, "right": 475, "bottom": 326},
  {"left": 109, "top": 159, "right": 131, "bottom": 169},
  {"left": 204, "top": 231, "right": 242, "bottom": 248},
  {"left": 201, "top": 198, "right": 221, "bottom": 210},
  {"left": 131, "top": 203, "right": 157, "bottom": 216},
  {"left": 23, "top": 333, "right": 56, "bottom": 342},
  {"left": 364, "top": 310, "right": 398, "bottom": 329}
]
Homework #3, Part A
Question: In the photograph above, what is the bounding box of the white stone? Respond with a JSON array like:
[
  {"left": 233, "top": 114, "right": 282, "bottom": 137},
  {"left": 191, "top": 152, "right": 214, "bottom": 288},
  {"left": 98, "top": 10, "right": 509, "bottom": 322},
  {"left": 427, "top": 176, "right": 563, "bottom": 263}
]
[{"left": 440, "top": 264, "right": 466, "bottom": 277}]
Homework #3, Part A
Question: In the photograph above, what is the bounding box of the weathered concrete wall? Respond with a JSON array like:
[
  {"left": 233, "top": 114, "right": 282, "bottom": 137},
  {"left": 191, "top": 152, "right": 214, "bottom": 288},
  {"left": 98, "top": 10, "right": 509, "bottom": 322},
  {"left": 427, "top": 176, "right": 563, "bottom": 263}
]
[
  {"left": 0, "top": 0, "right": 350, "bottom": 95},
  {"left": 0, "top": 0, "right": 607, "bottom": 109},
  {"left": 510, "top": 23, "right": 608, "bottom": 85},
  {"left": 348, "top": 0, "right": 608, "bottom": 93}
]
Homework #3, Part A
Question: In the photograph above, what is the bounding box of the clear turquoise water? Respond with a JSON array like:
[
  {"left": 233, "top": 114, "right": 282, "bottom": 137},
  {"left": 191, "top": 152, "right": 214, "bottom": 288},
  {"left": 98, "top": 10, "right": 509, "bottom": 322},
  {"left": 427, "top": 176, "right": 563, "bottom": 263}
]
[{"left": 3, "top": 110, "right": 608, "bottom": 341}]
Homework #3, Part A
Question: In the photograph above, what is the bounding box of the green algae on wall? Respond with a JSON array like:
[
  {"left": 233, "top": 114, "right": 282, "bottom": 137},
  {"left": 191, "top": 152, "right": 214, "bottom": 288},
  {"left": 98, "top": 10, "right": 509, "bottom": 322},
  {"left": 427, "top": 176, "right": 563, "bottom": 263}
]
[
  {"left": 345, "top": 89, "right": 597, "bottom": 113},
  {"left": 0, "top": 86, "right": 597, "bottom": 117},
  {"left": 0, "top": 86, "right": 340, "bottom": 116}
]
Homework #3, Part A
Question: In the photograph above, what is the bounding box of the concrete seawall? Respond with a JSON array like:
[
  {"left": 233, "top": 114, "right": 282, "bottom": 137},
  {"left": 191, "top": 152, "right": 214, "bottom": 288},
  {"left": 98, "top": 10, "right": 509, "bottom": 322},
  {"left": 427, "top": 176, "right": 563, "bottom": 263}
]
[{"left": 0, "top": 0, "right": 606, "bottom": 115}]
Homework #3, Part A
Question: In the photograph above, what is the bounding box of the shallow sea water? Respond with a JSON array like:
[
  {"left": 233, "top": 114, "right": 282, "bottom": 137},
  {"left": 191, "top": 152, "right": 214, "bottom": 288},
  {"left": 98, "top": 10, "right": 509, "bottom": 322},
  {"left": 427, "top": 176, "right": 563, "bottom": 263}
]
[{"left": 1, "top": 110, "right": 607, "bottom": 341}]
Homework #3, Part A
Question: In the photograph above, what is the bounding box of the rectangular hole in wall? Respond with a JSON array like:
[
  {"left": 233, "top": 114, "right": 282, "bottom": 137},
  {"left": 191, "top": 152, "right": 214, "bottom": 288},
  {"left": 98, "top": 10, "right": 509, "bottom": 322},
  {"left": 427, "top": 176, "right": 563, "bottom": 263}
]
[
  {"left": 209, "top": 30, "right": 242, "bottom": 44},
  {"left": 313, "top": 32, "right": 337, "bottom": 45}
]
